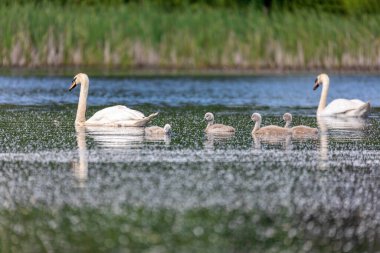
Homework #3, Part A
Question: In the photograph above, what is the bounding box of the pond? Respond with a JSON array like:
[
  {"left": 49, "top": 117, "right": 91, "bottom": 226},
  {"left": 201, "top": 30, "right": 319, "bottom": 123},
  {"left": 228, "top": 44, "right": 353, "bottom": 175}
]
[{"left": 0, "top": 74, "right": 379, "bottom": 252}]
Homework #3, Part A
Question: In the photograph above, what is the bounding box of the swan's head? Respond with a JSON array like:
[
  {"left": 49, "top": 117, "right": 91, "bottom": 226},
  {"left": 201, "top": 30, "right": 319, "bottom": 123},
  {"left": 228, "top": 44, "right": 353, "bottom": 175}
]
[
  {"left": 163, "top": 124, "right": 172, "bottom": 134},
  {"left": 204, "top": 112, "right": 214, "bottom": 122},
  {"left": 251, "top": 113, "right": 261, "bottom": 122},
  {"left": 313, "top": 73, "right": 329, "bottom": 91},
  {"left": 69, "top": 73, "right": 89, "bottom": 91},
  {"left": 283, "top": 113, "right": 292, "bottom": 122}
]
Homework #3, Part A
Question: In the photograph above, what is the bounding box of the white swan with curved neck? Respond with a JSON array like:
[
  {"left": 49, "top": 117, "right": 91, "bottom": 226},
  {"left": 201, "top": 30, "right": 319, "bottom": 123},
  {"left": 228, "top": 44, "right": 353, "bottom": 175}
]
[
  {"left": 69, "top": 73, "right": 158, "bottom": 126},
  {"left": 313, "top": 73, "right": 370, "bottom": 117}
]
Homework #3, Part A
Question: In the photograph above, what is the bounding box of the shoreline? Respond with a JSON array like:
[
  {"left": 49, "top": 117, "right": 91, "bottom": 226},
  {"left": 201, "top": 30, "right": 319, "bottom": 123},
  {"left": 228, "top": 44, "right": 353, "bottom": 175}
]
[{"left": 1, "top": 66, "right": 380, "bottom": 77}]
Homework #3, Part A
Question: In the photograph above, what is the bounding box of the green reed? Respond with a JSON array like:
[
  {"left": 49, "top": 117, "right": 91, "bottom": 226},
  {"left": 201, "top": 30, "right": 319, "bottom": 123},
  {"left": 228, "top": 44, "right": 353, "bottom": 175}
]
[{"left": 1, "top": 3, "right": 380, "bottom": 70}]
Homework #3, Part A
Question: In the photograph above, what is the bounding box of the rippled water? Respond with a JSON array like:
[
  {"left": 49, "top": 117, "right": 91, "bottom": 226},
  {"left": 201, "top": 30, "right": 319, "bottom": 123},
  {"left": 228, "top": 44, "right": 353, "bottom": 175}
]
[{"left": 0, "top": 74, "right": 379, "bottom": 252}]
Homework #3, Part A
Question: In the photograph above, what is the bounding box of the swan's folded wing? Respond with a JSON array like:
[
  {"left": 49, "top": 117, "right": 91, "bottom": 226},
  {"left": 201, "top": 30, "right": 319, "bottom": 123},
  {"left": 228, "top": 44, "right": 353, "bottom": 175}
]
[
  {"left": 322, "top": 99, "right": 367, "bottom": 116},
  {"left": 350, "top": 99, "right": 366, "bottom": 105},
  {"left": 86, "top": 105, "right": 146, "bottom": 124},
  {"left": 209, "top": 124, "right": 235, "bottom": 132}
]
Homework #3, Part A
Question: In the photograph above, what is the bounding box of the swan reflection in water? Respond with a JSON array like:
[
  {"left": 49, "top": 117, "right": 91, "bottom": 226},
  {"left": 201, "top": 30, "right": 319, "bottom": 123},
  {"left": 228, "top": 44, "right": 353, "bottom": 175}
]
[
  {"left": 252, "top": 116, "right": 369, "bottom": 170},
  {"left": 85, "top": 126, "right": 171, "bottom": 148},
  {"left": 145, "top": 134, "right": 171, "bottom": 146},
  {"left": 252, "top": 134, "right": 293, "bottom": 151},
  {"left": 73, "top": 126, "right": 89, "bottom": 187},
  {"left": 317, "top": 116, "right": 369, "bottom": 170},
  {"left": 85, "top": 126, "right": 145, "bottom": 148},
  {"left": 204, "top": 132, "right": 235, "bottom": 149},
  {"left": 317, "top": 116, "right": 368, "bottom": 131},
  {"left": 72, "top": 126, "right": 171, "bottom": 186}
]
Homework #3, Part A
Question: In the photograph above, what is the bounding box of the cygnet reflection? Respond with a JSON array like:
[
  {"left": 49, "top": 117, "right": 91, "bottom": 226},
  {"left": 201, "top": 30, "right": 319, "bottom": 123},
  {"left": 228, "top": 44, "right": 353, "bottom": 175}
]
[
  {"left": 204, "top": 132, "right": 235, "bottom": 149},
  {"left": 252, "top": 134, "right": 292, "bottom": 151}
]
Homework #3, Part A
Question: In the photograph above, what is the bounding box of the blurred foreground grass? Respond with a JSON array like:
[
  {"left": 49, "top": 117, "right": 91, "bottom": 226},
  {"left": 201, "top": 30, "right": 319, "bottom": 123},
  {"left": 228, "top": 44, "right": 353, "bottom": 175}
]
[
  {"left": 0, "top": 200, "right": 376, "bottom": 252},
  {"left": 1, "top": 3, "right": 380, "bottom": 70}
]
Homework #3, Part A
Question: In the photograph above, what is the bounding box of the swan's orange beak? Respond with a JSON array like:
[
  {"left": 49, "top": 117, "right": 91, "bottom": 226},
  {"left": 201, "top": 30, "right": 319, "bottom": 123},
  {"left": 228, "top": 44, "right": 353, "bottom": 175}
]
[
  {"left": 313, "top": 78, "right": 319, "bottom": 90},
  {"left": 69, "top": 80, "right": 77, "bottom": 91}
]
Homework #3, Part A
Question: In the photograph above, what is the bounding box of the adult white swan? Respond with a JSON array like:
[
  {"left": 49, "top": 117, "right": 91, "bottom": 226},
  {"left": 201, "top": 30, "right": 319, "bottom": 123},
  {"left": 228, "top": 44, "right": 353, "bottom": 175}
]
[
  {"left": 69, "top": 73, "right": 158, "bottom": 126},
  {"left": 313, "top": 73, "right": 370, "bottom": 117}
]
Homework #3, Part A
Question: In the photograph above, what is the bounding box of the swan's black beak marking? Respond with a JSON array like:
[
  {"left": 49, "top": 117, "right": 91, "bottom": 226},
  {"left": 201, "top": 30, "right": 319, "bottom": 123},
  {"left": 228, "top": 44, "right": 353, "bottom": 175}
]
[
  {"left": 313, "top": 78, "right": 319, "bottom": 90},
  {"left": 69, "top": 78, "right": 77, "bottom": 91}
]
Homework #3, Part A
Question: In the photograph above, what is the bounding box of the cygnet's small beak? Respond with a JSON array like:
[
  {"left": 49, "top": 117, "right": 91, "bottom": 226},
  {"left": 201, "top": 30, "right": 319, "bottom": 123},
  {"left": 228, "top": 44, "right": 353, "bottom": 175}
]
[
  {"left": 69, "top": 81, "right": 77, "bottom": 91},
  {"left": 313, "top": 78, "right": 319, "bottom": 91}
]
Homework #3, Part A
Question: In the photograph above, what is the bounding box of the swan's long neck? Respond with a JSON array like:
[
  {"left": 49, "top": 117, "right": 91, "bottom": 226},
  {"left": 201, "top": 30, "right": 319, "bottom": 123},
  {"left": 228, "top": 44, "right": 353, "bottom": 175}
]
[
  {"left": 285, "top": 120, "right": 291, "bottom": 128},
  {"left": 206, "top": 120, "right": 214, "bottom": 130},
  {"left": 318, "top": 77, "right": 329, "bottom": 115},
  {"left": 76, "top": 81, "right": 89, "bottom": 125},
  {"left": 252, "top": 119, "right": 261, "bottom": 133}
]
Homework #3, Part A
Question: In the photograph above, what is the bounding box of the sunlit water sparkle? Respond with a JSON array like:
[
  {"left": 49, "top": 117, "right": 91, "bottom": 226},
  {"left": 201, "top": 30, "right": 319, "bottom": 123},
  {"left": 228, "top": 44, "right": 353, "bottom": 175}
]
[{"left": 0, "top": 74, "right": 379, "bottom": 252}]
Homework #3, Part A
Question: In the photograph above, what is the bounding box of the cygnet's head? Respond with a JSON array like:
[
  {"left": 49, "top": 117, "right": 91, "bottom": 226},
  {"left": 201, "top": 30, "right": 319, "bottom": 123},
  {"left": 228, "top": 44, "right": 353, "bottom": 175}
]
[
  {"left": 251, "top": 113, "right": 261, "bottom": 122},
  {"left": 204, "top": 112, "right": 214, "bottom": 122},
  {"left": 283, "top": 113, "right": 292, "bottom": 122},
  {"left": 69, "top": 73, "right": 89, "bottom": 91},
  {"left": 313, "top": 73, "right": 329, "bottom": 91},
  {"left": 163, "top": 124, "right": 172, "bottom": 134}
]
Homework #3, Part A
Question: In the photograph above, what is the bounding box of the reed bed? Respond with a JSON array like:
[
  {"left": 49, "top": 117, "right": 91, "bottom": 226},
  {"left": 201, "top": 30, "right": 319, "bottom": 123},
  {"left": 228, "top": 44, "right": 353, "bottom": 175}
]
[{"left": 1, "top": 3, "right": 380, "bottom": 70}]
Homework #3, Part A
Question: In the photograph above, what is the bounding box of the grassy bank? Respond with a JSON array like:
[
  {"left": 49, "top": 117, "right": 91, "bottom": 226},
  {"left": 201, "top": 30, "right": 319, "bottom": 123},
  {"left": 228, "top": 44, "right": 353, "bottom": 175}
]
[{"left": 1, "top": 4, "right": 380, "bottom": 71}]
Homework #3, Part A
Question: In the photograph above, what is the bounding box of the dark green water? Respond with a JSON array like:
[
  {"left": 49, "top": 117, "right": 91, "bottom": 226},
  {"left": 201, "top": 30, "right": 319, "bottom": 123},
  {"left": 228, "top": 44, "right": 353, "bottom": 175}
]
[{"left": 0, "top": 75, "right": 380, "bottom": 252}]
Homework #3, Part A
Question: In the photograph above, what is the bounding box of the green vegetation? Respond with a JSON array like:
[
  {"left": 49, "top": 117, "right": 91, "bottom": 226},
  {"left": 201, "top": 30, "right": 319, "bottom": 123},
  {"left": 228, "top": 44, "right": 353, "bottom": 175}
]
[
  {"left": 0, "top": 205, "right": 296, "bottom": 253},
  {"left": 3, "top": 0, "right": 380, "bottom": 14},
  {"left": 1, "top": 2, "right": 380, "bottom": 70}
]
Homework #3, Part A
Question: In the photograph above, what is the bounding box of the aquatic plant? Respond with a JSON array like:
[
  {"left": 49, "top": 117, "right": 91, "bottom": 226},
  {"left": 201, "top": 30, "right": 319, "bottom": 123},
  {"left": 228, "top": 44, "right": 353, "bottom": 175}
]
[{"left": 1, "top": 4, "right": 380, "bottom": 70}]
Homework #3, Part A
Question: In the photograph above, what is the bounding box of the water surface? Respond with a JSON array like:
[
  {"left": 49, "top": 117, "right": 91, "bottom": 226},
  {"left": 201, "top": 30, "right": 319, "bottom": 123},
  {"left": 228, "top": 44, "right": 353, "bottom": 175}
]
[{"left": 0, "top": 74, "right": 379, "bottom": 252}]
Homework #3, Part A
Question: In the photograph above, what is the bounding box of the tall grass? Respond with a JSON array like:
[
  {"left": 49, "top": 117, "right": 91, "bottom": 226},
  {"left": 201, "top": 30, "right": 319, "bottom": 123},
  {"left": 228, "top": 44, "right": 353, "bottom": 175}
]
[{"left": 1, "top": 3, "right": 380, "bottom": 70}]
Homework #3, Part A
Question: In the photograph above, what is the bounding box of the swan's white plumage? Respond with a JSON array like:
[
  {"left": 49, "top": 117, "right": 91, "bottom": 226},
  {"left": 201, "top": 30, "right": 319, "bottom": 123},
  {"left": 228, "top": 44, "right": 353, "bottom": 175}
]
[
  {"left": 320, "top": 99, "right": 369, "bottom": 116},
  {"left": 314, "top": 73, "right": 370, "bottom": 117},
  {"left": 69, "top": 73, "right": 158, "bottom": 127},
  {"left": 86, "top": 105, "right": 146, "bottom": 124}
]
